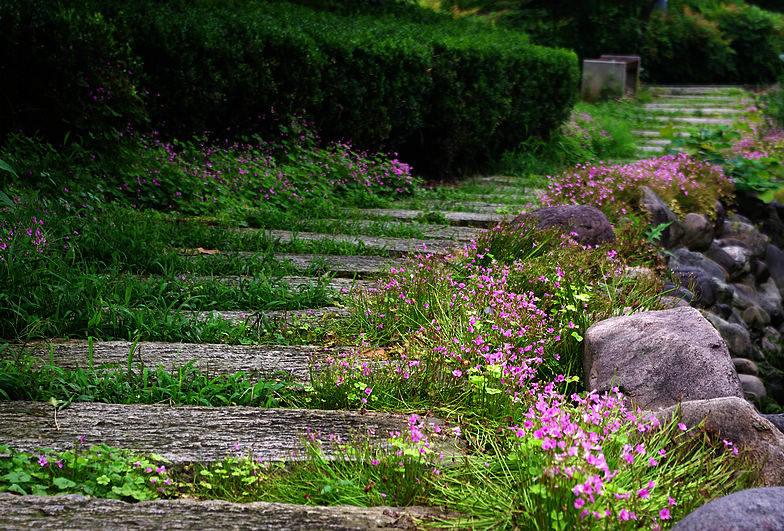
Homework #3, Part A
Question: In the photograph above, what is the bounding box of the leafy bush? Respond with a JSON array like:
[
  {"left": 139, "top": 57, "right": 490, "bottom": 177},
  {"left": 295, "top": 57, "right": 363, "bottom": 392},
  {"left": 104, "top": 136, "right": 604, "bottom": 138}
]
[
  {"left": 642, "top": 8, "right": 736, "bottom": 83},
  {"left": 0, "top": 0, "right": 578, "bottom": 177},
  {"left": 0, "top": 1, "right": 146, "bottom": 146}
]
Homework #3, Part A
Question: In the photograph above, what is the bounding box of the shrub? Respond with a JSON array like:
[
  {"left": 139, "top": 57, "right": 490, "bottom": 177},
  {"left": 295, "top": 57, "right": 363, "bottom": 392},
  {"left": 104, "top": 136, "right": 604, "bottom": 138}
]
[
  {"left": 1, "top": 0, "right": 578, "bottom": 177},
  {"left": 642, "top": 8, "right": 736, "bottom": 83},
  {"left": 0, "top": 1, "right": 146, "bottom": 146}
]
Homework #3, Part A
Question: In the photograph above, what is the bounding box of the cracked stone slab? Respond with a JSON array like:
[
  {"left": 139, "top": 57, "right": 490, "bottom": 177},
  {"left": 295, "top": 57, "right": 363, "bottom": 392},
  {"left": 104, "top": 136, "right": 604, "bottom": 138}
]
[
  {"left": 358, "top": 209, "right": 508, "bottom": 228},
  {"left": 8, "top": 340, "right": 340, "bottom": 382},
  {"left": 261, "top": 230, "right": 457, "bottom": 256},
  {"left": 0, "top": 402, "right": 455, "bottom": 465},
  {"left": 0, "top": 493, "right": 453, "bottom": 531},
  {"left": 649, "top": 116, "right": 734, "bottom": 126},
  {"left": 271, "top": 254, "right": 402, "bottom": 278},
  {"left": 195, "top": 307, "right": 350, "bottom": 327}
]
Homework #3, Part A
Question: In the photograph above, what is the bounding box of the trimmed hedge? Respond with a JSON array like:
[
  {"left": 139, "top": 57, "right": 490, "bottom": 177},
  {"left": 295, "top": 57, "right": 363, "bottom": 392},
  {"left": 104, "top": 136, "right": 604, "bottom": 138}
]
[{"left": 0, "top": 0, "right": 578, "bottom": 177}]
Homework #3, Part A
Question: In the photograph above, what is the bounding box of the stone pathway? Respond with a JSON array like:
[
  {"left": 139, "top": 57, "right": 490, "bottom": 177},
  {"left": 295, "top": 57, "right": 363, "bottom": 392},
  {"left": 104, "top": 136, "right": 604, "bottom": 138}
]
[
  {"left": 636, "top": 86, "right": 752, "bottom": 154},
  {"left": 0, "top": 84, "right": 755, "bottom": 529}
]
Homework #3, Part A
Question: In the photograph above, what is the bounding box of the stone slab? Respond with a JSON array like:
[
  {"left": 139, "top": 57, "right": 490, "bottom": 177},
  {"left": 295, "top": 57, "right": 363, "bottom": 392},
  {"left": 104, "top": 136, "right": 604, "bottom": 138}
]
[
  {"left": 272, "top": 254, "right": 403, "bottom": 278},
  {"left": 262, "top": 230, "right": 457, "bottom": 257},
  {"left": 0, "top": 402, "right": 452, "bottom": 465},
  {"left": 359, "top": 209, "right": 507, "bottom": 228},
  {"left": 7, "top": 340, "right": 335, "bottom": 382},
  {"left": 195, "top": 307, "right": 350, "bottom": 327},
  {"left": 0, "top": 493, "right": 449, "bottom": 531}
]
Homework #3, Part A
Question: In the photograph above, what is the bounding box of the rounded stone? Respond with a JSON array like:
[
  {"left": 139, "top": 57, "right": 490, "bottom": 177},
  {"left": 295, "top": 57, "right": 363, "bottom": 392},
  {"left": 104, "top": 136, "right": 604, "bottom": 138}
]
[
  {"left": 738, "top": 373, "right": 767, "bottom": 402},
  {"left": 742, "top": 305, "right": 771, "bottom": 330},
  {"left": 682, "top": 212, "right": 714, "bottom": 252},
  {"left": 513, "top": 205, "right": 615, "bottom": 247},
  {"left": 673, "top": 487, "right": 784, "bottom": 531},
  {"left": 732, "top": 358, "right": 759, "bottom": 377}
]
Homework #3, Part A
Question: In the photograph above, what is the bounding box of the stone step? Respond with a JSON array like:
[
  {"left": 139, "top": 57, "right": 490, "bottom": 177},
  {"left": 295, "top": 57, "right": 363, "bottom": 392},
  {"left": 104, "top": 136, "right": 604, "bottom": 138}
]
[
  {"left": 633, "top": 130, "right": 689, "bottom": 138},
  {"left": 196, "top": 275, "right": 377, "bottom": 294},
  {"left": 638, "top": 145, "right": 667, "bottom": 153},
  {"left": 0, "top": 493, "right": 448, "bottom": 531},
  {"left": 8, "top": 340, "right": 339, "bottom": 382},
  {"left": 359, "top": 208, "right": 509, "bottom": 228},
  {"left": 642, "top": 104, "right": 743, "bottom": 113},
  {"left": 640, "top": 138, "right": 674, "bottom": 146},
  {"left": 652, "top": 85, "right": 745, "bottom": 95},
  {"left": 0, "top": 401, "right": 454, "bottom": 466},
  {"left": 318, "top": 219, "right": 483, "bottom": 241},
  {"left": 648, "top": 116, "right": 735, "bottom": 126},
  {"left": 261, "top": 230, "right": 458, "bottom": 257},
  {"left": 272, "top": 253, "right": 402, "bottom": 278},
  {"left": 196, "top": 306, "right": 350, "bottom": 327}
]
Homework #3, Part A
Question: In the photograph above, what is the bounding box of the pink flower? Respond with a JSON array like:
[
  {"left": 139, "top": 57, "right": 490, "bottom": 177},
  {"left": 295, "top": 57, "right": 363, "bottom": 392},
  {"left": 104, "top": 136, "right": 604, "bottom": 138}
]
[
  {"left": 678, "top": 423, "right": 687, "bottom": 431},
  {"left": 659, "top": 508, "right": 671, "bottom": 520},
  {"left": 574, "top": 498, "right": 585, "bottom": 509}
]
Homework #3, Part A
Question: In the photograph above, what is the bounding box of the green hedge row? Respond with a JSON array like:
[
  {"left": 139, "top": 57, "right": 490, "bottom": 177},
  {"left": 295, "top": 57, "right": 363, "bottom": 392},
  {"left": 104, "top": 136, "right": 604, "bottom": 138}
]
[{"left": 0, "top": 0, "right": 578, "bottom": 177}]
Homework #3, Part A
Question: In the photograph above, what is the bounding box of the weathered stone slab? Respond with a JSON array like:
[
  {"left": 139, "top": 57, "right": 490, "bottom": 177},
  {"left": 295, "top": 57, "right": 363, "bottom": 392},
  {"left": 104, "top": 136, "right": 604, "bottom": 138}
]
[
  {"left": 262, "top": 230, "right": 457, "bottom": 257},
  {"left": 273, "top": 254, "right": 403, "bottom": 278},
  {"left": 196, "top": 307, "right": 350, "bottom": 327},
  {"left": 643, "top": 104, "right": 743, "bottom": 111},
  {"left": 359, "top": 209, "right": 507, "bottom": 228},
  {"left": 0, "top": 402, "right": 452, "bottom": 465},
  {"left": 650, "top": 116, "right": 734, "bottom": 126},
  {"left": 0, "top": 493, "right": 449, "bottom": 531},
  {"left": 10, "top": 340, "right": 335, "bottom": 382}
]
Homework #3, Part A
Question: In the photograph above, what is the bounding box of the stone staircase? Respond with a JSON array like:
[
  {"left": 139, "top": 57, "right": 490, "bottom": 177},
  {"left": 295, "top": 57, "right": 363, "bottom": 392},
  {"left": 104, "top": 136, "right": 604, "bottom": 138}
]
[
  {"left": 0, "top": 86, "right": 757, "bottom": 528},
  {"left": 635, "top": 85, "right": 754, "bottom": 154},
  {"left": 0, "top": 178, "right": 532, "bottom": 528}
]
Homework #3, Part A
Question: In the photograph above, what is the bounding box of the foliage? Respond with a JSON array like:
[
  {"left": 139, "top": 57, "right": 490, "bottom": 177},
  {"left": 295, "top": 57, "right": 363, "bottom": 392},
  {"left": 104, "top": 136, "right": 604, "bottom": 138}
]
[
  {"left": 538, "top": 154, "right": 734, "bottom": 222},
  {"left": 1, "top": 0, "right": 578, "bottom": 177},
  {"left": 0, "top": 351, "right": 297, "bottom": 408},
  {"left": 642, "top": 7, "right": 736, "bottom": 83},
  {"left": 0, "top": 441, "right": 166, "bottom": 501}
]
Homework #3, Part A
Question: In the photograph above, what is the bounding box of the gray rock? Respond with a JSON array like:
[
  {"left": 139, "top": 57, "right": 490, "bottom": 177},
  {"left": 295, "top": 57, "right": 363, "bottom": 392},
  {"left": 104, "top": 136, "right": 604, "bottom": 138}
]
[
  {"left": 713, "top": 280, "right": 735, "bottom": 305},
  {"left": 682, "top": 212, "right": 714, "bottom": 252},
  {"left": 584, "top": 307, "right": 743, "bottom": 411},
  {"left": 706, "top": 241, "right": 745, "bottom": 279},
  {"left": 759, "top": 278, "right": 784, "bottom": 325},
  {"left": 673, "top": 487, "right": 784, "bottom": 530},
  {"left": 739, "top": 373, "right": 767, "bottom": 402},
  {"left": 722, "top": 216, "right": 769, "bottom": 258},
  {"left": 718, "top": 243, "right": 753, "bottom": 278},
  {"left": 668, "top": 267, "right": 717, "bottom": 308},
  {"left": 639, "top": 186, "right": 684, "bottom": 248},
  {"left": 742, "top": 305, "right": 771, "bottom": 330},
  {"left": 656, "top": 396, "right": 784, "bottom": 487},
  {"left": 767, "top": 244, "right": 784, "bottom": 295},
  {"left": 714, "top": 321, "right": 753, "bottom": 358},
  {"left": 513, "top": 205, "right": 615, "bottom": 247},
  {"left": 670, "top": 248, "right": 727, "bottom": 282},
  {"left": 762, "top": 336, "right": 782, "bottom": 356},
  {"left": 763, "top": 414, "right": 784, "bottom": 436},
  {"left": 733, "top": 358, "right": 760, "bottom": 377},
  {"left": 764, "top": 326, "right": 781, "bottom": 342},
  {"left": 755, "top": 259, "right": 771, "bottom": 283}
]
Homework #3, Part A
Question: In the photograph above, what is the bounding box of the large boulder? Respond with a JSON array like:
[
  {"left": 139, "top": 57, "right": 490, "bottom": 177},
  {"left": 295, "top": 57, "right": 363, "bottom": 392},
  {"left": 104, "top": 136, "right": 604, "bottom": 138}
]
[
  {"left": 584, "top": 307, "right": 743, "bottom": 410},
  {"left": 656, "top": 396, "right": 784, "bottom": 487},
  {"left": 673, "top": 487, "right": 784, "bottom": 530},
  {"left": 512, "top": 205, "right": 615, "bottom": 247}
]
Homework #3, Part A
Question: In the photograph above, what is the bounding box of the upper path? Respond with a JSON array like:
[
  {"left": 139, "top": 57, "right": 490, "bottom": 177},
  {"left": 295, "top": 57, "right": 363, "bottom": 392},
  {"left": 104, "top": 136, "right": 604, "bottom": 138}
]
[{"left": 635, "top": 85, "right": 753, "bottom": 154}]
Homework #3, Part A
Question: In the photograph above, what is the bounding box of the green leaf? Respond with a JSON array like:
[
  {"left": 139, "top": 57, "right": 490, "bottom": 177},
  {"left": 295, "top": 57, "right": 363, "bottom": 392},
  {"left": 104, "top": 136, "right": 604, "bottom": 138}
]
[
  {"left": 0, "top": 158, "right": 18, "bottom": 179},
  {"left": 53, "top": 477, "right": 77, "bottom": 489}
]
